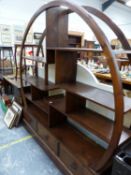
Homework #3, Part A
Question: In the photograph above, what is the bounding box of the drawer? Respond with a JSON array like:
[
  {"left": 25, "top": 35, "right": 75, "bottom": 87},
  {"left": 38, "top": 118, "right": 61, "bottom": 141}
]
[
  {"left": 23, "top": 111, "right": 37, "bottom": 131},
  {"left": 59, "top": 145, "right": 87, "bottom": 175},
  {"left": 37, "top": 122, "right": 58, "bottom": 154}
]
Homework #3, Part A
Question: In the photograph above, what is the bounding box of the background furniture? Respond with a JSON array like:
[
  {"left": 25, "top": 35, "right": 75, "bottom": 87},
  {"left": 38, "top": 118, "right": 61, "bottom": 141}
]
[
  {"left": 0, "top": 46, "right": 13, "bottom": 79},
  {"left": 14, "top": 44, "right": 44, "bottom": 79}
]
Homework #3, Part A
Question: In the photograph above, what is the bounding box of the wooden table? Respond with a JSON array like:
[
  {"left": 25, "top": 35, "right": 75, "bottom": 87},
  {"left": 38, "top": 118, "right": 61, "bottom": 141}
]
[{"left": 94, "top": 72, "right": 131, "bottom": 88}]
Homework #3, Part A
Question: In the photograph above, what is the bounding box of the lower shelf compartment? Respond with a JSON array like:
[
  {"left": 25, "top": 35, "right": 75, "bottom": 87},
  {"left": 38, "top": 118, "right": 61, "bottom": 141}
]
[
  {"left": 37, "top": 122, "right": 58, "bottom": 154},
  {"left": 23, "top": 119, "right": 73, "bottom": 175},
  {"left": 67, "top": 109, "right": 131, "bottom": 145},
  {"left": 59, "top": 144, "right": 88, "bottom": 175},
  {"left": 23, "top": 103, "right": 48, "bottom": 127},
  {"left": 51, "top": 122, "right": 105, "bottom": 169},
  {"left": 23, "top": 117, "right": 98, "bottom": 175},
  {"left": 25, "top": 93, "right": 65, "bottom": 114}
]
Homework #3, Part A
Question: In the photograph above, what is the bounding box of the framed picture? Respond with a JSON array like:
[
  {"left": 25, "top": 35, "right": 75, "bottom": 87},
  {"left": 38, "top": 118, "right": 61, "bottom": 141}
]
[
  {"left": 34, "top": 32, "right": 42, "bottom": 44},
  {"left": 4, "top": 108, "right": 17, "bottom": 128},
  {"left": 11, "top": 101, "right": 22, "bottom": 126},
  {"left": 34, "top": 32, "right": 42, "bottom": 40},
  {"left": 13, "top": 25, "right": 24, "bottom": 43},
  {"left": 0, "top": 24, "right": 12, "bottom": 45}
]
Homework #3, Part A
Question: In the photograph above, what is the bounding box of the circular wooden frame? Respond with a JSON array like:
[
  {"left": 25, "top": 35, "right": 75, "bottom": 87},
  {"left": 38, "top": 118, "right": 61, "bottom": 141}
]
[{"left": 20, "top": 0, "right": 125, "bottom": 173}]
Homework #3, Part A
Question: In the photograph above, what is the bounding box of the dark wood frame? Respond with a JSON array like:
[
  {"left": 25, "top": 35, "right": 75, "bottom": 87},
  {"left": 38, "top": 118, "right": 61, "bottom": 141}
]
[{"left": 19, "top": 1, "right": 131, "bottom": 175}]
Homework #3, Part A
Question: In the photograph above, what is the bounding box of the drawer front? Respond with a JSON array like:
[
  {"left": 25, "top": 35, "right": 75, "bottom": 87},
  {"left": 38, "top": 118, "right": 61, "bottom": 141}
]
[
  {"left": 60, "top": 145, "right": 87, "bottom": 175},
  {"left": 37, "top": 122, "right": 58, "bottom": 154},
  {"left": 23, "top": 111, "right": 37, "bottom": 131}
]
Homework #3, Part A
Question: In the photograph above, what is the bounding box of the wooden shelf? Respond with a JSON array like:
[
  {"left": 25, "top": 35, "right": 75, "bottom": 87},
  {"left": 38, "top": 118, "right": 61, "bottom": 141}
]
[
  {"left": 26, "top": 93, "right": 49, "bottom": 114},
  {"left": 47, "top": 47, "right": 103, "bottom": 52},
  {"left": 26, "top": 93, "right": 65, "bottom": 114},
  {"left": 31, "top": 86, "right": 131, "bottom": 145},
  {"left": 14, "top": 44, "right": 39, "bottom": 47},
  {"left": 23, "top": 56, "right": 46, "bottom": 63},
  {"left": 3, "top": 75, "right": 30, "bottom": 89},
  {"left": 59, "top": 82, "right": 131, "bottom": 114},
  {"left": 27, "top": 76, "right": 59, "bottom": 91},
  {"left": 24, "top": 103, "right": 48, "bottom": 127},
  {"left": 49, "top": 96, "right": 66, "bottom": 114},
  {"left": 21, "top": 4, "right": 131, "bottom": 174},
  {"left": 69, "top": 109, "right": 113, "bottom": 143},
  {"left": 47, "top": 47, "right": 131, "bottom": 55},
  {"left": 51, "top": 122, "right": 105, "bottom": 169},
  {"left": 68, "top": 108, "right": 131, "bottom": 144}
]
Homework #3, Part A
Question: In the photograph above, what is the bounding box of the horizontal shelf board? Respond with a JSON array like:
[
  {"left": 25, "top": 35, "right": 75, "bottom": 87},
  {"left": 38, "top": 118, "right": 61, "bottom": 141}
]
[
  {"left": 69, "top": 109, "right": 113, "bottom": 143},
  {"left": 14, "top": 44, "right": 39, "bottom": 47},
  {"left": 114, "top": 50, "right": 131, "bottom": 54},
  {"left": 23, "top": 56, "right": 46, "bottom": 63},
  {"left": 59, "top": 82, "right": 131, "bottom": 113},
  {"left": 24, "top": 104, "right": 48, "bottom": 127},
  {"left": 28, "top": 76, "right": 59, "bottom": 91},
  {"left": 68, "top": 109, "right": 131, "bottom": 144},
  {"left": 47, "top": 47, "right": 131, "bottom": 54},
  {"left": 51, "top": 122, "right": 105, "bottom": 168},
  {"left": 3, "top": 75, "right": 30, "bottom": 88},
  {"left": 0, "top": 46, "right": 12, "bottom": 49},
  {"left": 25, "top": 93, "right": 65, "bottom": 114},
  {"left": 47, "top": 47, "right": 103, "bottom": 52}
]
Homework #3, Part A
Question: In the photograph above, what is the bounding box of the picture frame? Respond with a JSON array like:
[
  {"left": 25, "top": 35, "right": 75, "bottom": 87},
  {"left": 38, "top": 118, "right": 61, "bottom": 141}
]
[
  {"left": 0, "top": 24, "right": 12, "bottom": 45},
  {"left": 34, "top": 32, "right": 42, "bottom": 40},
  {"left": 34, "top": 32, "right": 42, "bottom": 44},
  {"left": 4, "top": 108, "right": 17, "bottom": 128},
  {"left": 13, "top": 25, "right": 24, "bottom": 43},
  {"left": 11, "top": 101, "right": 23, "bottom": 126}
]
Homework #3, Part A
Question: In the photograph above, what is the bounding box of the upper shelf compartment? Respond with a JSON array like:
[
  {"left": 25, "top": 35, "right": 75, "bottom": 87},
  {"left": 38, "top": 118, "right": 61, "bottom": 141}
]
[{"left": 59, "top": 82, "right": 131, "bottom": 114}]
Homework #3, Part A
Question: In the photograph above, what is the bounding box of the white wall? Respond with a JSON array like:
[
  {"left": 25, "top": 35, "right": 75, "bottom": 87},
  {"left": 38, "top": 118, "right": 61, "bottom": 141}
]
[
  {"left": 68, "top": 0, "right": 101, "bottom": 41},
  {"left": 104, "top": 1, "right": 131, "bottom": 40},
  {"left": 0, "top": 0, "right": 47, "bottom": 45},
  {"left": 69, "top": 1, "right": 131, "bottom": 42}
]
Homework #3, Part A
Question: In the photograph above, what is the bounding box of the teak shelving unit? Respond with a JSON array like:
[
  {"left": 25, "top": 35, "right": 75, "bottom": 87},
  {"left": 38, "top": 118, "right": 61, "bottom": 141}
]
[{"left": 19, "top": 1, "right": 131, "bottom": 175}]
